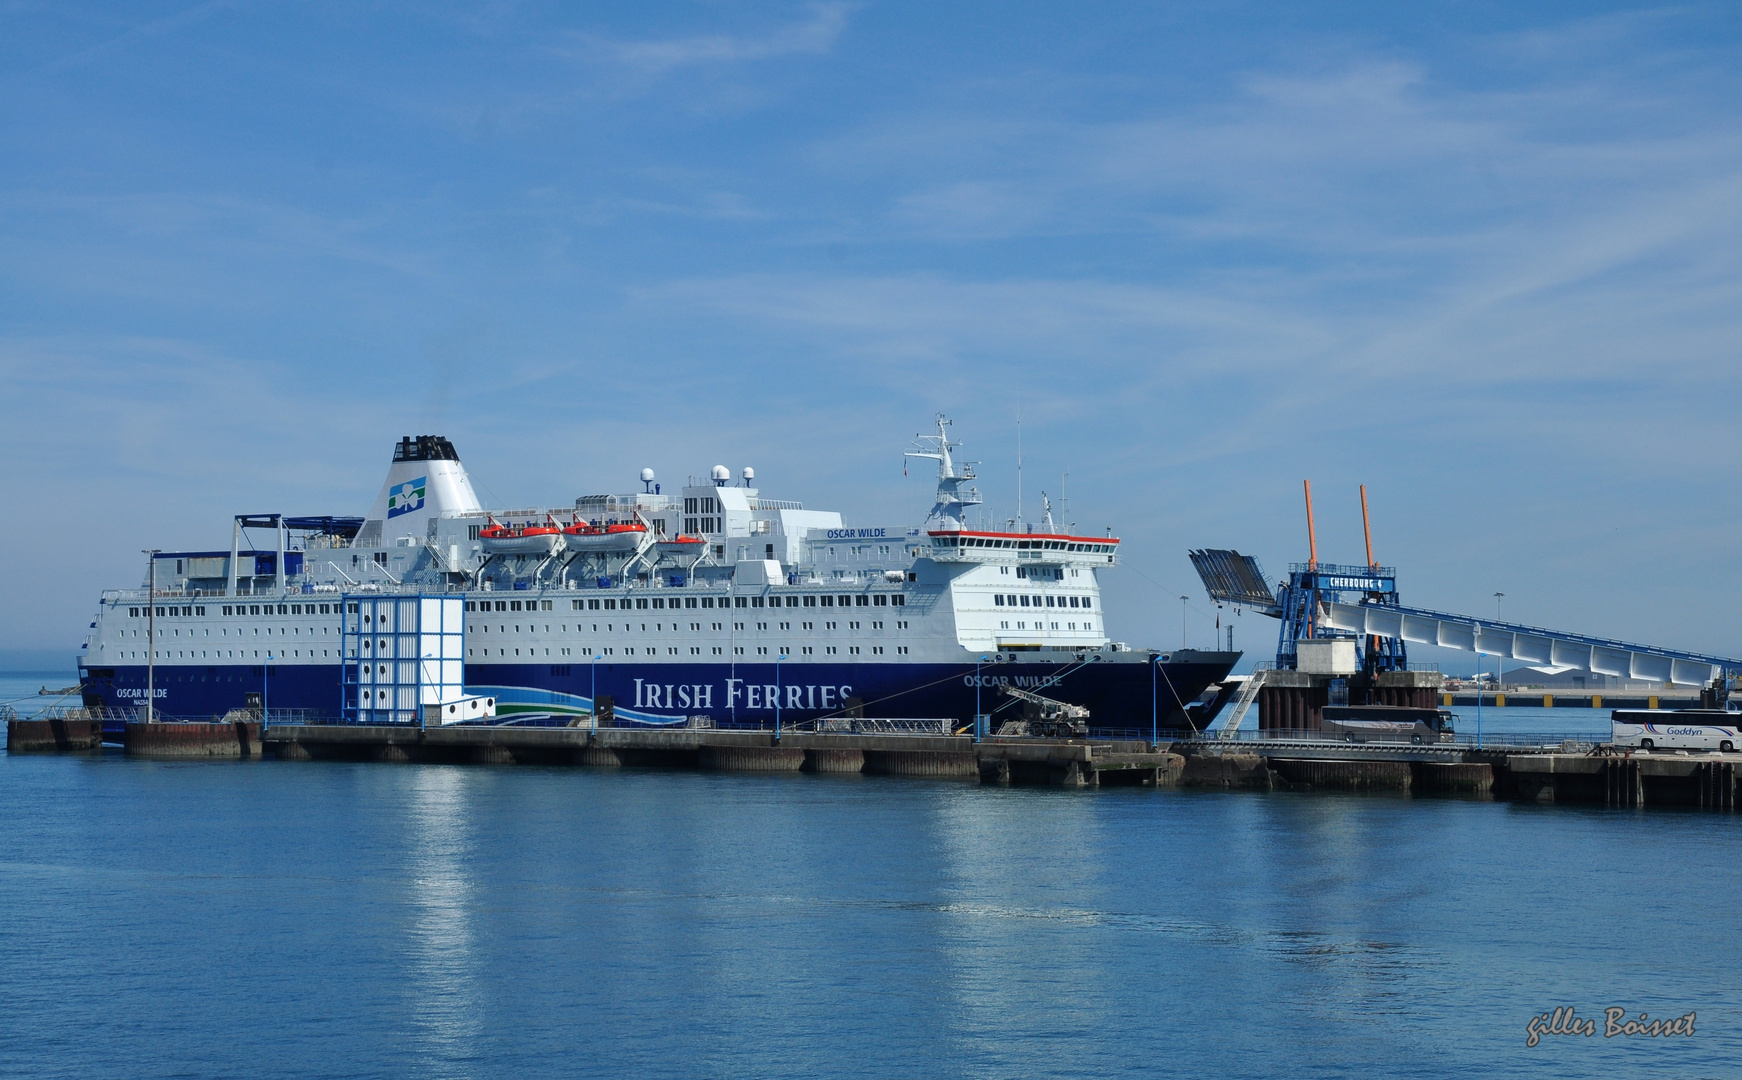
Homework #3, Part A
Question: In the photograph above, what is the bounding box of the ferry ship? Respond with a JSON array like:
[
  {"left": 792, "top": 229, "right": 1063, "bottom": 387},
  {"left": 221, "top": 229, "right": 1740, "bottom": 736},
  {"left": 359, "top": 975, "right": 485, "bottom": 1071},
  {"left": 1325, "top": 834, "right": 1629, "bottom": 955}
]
[{"left": 75, "top": 418, "right": 1237, "bottom": 733}]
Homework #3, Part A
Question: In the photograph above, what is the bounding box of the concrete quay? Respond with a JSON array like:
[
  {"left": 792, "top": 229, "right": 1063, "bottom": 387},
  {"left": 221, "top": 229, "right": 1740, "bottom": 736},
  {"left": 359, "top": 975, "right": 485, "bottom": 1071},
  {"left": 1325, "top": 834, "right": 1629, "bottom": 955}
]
[
  {"left": 16, "top": 716, "right": 1739, "bottom": 809},
  {"left": 262, "top": 725, "right": 1184, "bottom": 788},
  {"left": 1176, "top": 740, "right": 1742, "bottom": 808}
]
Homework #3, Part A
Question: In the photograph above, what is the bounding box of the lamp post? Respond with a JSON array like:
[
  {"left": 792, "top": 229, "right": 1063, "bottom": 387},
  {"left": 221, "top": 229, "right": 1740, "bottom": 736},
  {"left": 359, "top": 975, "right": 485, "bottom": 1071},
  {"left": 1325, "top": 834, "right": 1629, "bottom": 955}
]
[
  {"left": 1494, "top": 592, "right": 1505, "bottom": 691},
  {"left": 976, "top": 655, "right": 987, "bottom": 742},
  {"left": 264, "top": 653, "right": 273, "bottom": 730},
  {"left": 775, "top": 650, "right": 787, "bottom": 740},
  {"left": 1179, "top": 596, "right": 1189, "bottom": 649},
  {"left": 1475, "top": 653, "right": 1483, "bottom": 750},
  {"left": 592, "top": 653, "right": 602, "bottom": 731},
  {"left": 1151, "top": 653, "right": 1158, "bottom": 748},
  {"left": 143, "top": 550, "right": 159, "bottom": 723}
]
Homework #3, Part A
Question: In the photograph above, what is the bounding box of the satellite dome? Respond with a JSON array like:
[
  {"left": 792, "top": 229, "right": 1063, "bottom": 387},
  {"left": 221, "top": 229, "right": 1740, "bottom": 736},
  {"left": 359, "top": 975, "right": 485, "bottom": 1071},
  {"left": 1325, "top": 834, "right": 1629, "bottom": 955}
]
[
  {"left": 742, "top": 467, "right": 755, "bottom": 482},
  {"left": 640, "top": 468, "right": 656, "bottom": 483},
  {"left": 711, "top": 465, "right": 730, "bottom": 484}
]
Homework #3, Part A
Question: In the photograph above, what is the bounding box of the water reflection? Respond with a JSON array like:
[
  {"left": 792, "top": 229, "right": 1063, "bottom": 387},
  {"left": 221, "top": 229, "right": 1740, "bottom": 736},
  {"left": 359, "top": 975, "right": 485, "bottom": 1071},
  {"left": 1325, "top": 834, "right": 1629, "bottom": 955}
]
[{"left": 398, "top": 766, "right": 484, "bottom": 1078}]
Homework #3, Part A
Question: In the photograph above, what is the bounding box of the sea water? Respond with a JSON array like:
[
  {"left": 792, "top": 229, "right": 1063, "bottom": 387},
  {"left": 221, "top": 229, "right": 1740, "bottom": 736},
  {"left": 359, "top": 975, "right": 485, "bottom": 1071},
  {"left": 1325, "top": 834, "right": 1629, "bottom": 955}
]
[{"left": 2, "top": 668, "right": 1739, "bottom": 1079}]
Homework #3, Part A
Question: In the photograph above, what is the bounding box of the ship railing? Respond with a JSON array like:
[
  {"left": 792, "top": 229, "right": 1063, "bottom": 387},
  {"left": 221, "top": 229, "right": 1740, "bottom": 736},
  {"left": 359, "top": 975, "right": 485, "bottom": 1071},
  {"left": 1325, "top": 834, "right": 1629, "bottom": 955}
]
[
  {"left": 1198, "top": 727, "right": 1604, "bottom": 750},
  {"left": 29, "top": 705, "right": 141, "bottom": 723},
  {"left": 781, "top": 717, "right": 958, "bottom": 735},
  {"left": 1081, "top": 727, "right": 1199, "bottom": 742}
]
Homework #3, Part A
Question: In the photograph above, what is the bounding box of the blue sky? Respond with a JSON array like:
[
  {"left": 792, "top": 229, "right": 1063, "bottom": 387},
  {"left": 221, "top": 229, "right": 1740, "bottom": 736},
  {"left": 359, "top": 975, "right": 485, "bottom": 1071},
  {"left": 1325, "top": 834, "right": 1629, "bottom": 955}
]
[{"left": 3, "top": 2, "right": 1740, "bottom": 668}]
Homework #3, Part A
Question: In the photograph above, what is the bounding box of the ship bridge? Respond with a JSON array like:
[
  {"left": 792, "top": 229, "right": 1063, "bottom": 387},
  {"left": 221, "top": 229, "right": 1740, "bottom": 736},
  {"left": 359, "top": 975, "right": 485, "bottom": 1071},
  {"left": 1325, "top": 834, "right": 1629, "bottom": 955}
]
[{"left": 928, "top": 530, "right": 1120, "bottom": 567}]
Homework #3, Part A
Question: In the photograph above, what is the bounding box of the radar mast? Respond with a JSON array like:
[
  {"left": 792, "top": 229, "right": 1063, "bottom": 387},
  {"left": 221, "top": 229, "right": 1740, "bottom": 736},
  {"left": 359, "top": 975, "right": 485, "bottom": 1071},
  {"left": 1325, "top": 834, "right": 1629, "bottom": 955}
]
[{"left": 904, "top": 413, "right": 982, "bottom": 530}]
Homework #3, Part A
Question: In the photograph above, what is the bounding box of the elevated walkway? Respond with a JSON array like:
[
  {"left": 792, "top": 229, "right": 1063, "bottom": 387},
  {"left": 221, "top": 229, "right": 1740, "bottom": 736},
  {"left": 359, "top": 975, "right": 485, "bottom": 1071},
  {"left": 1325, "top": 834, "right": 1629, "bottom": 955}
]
[{"left": 1321, "top": 601, "right": 1741, "bottom": 687}]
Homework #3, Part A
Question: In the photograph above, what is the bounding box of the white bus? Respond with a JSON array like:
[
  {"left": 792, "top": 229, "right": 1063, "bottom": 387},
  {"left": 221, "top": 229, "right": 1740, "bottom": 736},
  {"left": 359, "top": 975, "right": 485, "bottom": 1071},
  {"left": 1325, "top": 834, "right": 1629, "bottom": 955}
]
[{"left": 1611, "top": 710, "right": 1739, "bottom": 752}]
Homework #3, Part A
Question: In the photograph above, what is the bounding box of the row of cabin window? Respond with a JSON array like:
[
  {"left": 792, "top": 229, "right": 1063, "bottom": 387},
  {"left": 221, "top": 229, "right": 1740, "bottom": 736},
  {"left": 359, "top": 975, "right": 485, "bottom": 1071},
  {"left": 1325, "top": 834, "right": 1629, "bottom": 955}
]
[
  {"left": 128, "top": 606, "right": 208, "bottom": 617},
  {"left": 935, "top": 536, "right": 1116, "bottom": 553},
  {"left": 993, "top": 594, "right": 1091, "bottom": 609},
  {"left": 542, "top": 594, "right": 906, "bottom": 612},
  {"left": 212, "top": 603, "right": 338, "bottom": 617},
  {"left": 465, "top": 600, "right": 555, "bottom": 612}
]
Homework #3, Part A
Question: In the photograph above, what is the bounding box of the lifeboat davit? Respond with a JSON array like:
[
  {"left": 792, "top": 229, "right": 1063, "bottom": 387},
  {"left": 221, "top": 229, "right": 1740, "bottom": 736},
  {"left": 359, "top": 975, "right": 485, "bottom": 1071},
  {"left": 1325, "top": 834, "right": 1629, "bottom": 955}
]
[
  {"left": 656, "top": 534, "right": 707, "bottom": 557},
  {"left": 561, "top": 519, "right": 647, "bottom": 553},
  {"left": 480, "top": 516, "right": 565, "bottom": 556}
]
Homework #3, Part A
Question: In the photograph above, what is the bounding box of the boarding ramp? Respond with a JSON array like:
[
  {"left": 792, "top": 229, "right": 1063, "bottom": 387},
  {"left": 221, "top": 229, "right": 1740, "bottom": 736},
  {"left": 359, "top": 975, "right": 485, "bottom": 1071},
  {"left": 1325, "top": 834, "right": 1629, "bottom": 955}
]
[
  {"left": 1320, "top": 601, "right": 1741, "bottom": 687},
  {"left": 1189, "top": 549, "right": 1281, "bottom": 615}
]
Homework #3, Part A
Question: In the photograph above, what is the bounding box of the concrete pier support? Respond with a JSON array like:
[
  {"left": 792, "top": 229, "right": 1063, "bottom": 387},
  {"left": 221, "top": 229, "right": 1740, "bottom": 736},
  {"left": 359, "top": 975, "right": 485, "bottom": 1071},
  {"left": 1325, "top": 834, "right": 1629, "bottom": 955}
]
[
  {"left": 1180, "top": 753, "right": 1274, "bottom": 790},
  {"left": 273, "top": 740, "right": 313, "bottom": 761},
  {"left": 1697, "top": 761, "right": 1735, "bottom": 810},
  {"left": 862, "top": 750, "right": 978, "bottom": 779},
  {"left": 7, "top": 717, "right": 103, "bottom": 752},
  {"left": 698, "top": 746, "right": 805, "bottom": 772},
  {"left": 1050, "top": 760, "right": 1096, "bottom": 787},
  {"left": 1605, "top": 759, "right": 1641, "bottom": 807},
  {"left": 470, "top": 745, "right": 516, "bottom": 765},
  {"left": 1415, "top": 761, "right": 1493, "bottom": 794},
  {"left": 374, "top": 744, "right": 412, "bottom": 763},
  {"left": 1271, "top": 758, "right": 1412, "bottom": 791},
  {"left": 803, "top": 748, "right": 865, "bottom": 773},
  {"left": 124, "top": 721, "right": 261, "bottom": 758}
]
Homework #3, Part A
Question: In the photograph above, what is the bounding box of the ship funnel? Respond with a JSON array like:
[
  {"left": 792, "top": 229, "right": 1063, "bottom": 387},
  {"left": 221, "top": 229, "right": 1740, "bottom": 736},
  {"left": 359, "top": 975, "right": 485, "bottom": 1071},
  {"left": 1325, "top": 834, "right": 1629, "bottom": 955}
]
[{"left": 357, "top": 435, "right": 483, "bottom": 545}]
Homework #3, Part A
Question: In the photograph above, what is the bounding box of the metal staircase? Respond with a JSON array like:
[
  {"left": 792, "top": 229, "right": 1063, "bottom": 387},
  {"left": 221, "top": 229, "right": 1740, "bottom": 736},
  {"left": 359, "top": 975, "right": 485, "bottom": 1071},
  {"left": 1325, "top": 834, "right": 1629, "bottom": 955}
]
[{"left": 1215, "top": 670, "right": 1267, "bottom": 740}]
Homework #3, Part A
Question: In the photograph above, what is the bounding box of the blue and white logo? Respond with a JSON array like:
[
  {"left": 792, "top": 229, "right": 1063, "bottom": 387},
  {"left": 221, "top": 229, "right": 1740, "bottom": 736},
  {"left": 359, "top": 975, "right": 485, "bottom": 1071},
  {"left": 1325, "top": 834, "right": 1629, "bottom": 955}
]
[{"left": 387, "top": 476, "right": 427, "bottom": 518}]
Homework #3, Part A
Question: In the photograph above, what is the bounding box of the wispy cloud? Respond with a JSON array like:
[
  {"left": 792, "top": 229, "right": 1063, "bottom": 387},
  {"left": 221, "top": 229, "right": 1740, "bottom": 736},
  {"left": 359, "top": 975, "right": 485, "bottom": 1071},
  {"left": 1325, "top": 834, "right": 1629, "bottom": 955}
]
[{"left": 566, "top": 2, "right": 852, "bottom": 74}]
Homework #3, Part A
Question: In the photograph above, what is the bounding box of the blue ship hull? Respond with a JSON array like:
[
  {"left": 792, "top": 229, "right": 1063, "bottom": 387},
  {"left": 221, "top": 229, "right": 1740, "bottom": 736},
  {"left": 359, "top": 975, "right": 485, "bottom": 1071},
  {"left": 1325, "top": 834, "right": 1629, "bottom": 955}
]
[{"left": 78, "top": 654, "right": 1236, "bottom": 737}]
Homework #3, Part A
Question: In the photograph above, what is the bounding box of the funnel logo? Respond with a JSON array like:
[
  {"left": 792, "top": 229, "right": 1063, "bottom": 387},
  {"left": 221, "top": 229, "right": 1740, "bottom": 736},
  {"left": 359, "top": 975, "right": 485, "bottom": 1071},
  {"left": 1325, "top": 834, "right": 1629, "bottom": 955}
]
[{"left": 387, "top": 476, "right": 426, "bottom": 518}]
